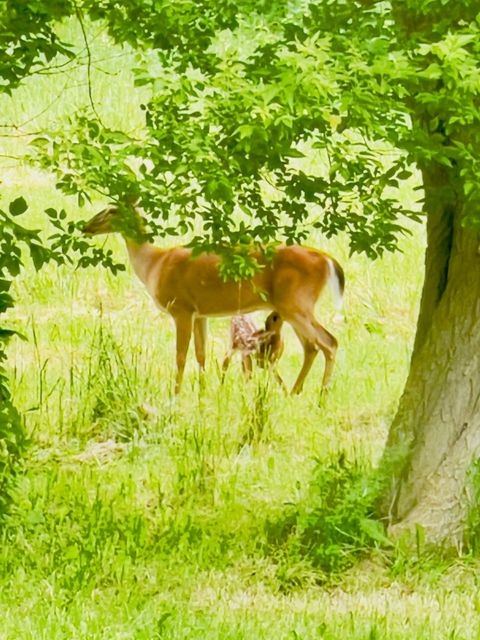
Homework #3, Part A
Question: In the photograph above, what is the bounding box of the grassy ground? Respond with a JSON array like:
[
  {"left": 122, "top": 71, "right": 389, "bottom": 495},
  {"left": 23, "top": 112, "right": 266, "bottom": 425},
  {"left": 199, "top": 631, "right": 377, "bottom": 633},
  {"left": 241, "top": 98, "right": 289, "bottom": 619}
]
[{"left": 2, "top": 20, "right": 480, "bottom": 640}]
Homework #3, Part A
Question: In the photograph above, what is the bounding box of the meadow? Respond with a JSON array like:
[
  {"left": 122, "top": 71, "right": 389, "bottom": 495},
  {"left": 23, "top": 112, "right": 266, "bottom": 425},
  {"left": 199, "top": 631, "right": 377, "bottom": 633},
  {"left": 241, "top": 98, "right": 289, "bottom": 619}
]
[{"left": 1, "top": 22, "right": 480, "bottom": 640}]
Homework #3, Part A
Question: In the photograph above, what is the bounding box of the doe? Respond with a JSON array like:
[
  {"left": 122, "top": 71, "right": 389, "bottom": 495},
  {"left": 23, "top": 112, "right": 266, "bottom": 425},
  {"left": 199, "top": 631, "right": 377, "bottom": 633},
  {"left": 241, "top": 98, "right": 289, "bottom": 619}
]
[{"left": 82, "top": 203, "right": 344, "bottom": 394}]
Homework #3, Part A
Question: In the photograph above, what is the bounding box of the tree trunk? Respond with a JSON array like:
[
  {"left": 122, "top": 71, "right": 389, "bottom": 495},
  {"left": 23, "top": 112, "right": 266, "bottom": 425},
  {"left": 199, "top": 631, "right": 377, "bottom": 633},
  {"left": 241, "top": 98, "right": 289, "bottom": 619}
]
[{"left": 381, "top": 165, "right": 480, "bottom": 547}]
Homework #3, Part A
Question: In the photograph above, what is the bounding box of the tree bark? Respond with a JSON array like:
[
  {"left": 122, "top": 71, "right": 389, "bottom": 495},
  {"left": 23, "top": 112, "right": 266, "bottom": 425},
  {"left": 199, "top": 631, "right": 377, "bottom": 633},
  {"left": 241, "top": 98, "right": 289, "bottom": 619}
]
[{"left": 381, "top": 165, "right": 480, "bottom": 546}]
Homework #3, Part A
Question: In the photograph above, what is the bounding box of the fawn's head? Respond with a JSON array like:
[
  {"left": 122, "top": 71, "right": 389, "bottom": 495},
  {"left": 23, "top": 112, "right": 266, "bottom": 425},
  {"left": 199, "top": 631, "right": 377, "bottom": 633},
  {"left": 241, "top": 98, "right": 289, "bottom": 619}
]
[{"left": 265, "top": 312, "right": 283, "bottom": 332}]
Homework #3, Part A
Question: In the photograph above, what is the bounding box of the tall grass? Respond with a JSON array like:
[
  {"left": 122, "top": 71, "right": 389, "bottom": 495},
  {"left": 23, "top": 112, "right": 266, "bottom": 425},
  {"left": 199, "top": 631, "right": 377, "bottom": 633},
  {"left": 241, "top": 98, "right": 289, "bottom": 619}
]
[{"left": 3, "top": 19, "right": 480, "bottom": 640}]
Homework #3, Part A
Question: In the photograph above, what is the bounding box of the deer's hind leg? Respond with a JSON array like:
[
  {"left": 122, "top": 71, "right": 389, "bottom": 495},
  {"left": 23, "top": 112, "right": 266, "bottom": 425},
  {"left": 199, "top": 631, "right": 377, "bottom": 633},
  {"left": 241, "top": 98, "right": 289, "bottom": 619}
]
[{"left": 282, "top": 309, "right": 337, "bottom": 394}]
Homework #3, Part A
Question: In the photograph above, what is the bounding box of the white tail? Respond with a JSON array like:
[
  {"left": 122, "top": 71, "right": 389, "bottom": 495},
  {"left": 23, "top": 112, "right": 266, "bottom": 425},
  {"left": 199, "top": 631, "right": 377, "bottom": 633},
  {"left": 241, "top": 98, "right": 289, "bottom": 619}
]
[
  {"left": 83, "top": 205, "right": 345, "bottom": 394},
  {"left": 327, "top": 256, "right": 345, "bottom": 323}
]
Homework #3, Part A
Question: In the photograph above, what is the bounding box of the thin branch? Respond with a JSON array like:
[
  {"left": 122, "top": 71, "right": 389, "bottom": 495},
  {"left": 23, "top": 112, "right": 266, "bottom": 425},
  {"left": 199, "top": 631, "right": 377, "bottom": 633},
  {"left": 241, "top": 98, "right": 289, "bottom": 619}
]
[
  {"left": 0, "top": 77, "right": 72, "bottom": 133},
  {"left": 0, "top": 76, "right": 105, "bottom": 137},
  {"left": 35, "top": 31, "right": 132, "bottom": 78},
  {"left": 0, "top": 126, "right": 46, "bottom": 138},
  {"left": 35, "top": 56, "right": 89, "bottom": 77},
  {"left": 75, "top": 3, "right": 104, "bottom": 126},
  {"left": 12, "top": 23, "right": 109, "bottom": 81},
  {"left": 34, "top": 53, "right": 87, "bottom": 75}
]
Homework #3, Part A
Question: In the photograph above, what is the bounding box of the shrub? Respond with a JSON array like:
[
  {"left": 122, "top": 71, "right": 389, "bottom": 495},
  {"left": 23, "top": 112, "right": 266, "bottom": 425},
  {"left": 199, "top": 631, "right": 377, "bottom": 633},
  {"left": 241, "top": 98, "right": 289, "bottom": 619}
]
[{"left": 265, "top": 453, "right": 390, "bottom": 578}]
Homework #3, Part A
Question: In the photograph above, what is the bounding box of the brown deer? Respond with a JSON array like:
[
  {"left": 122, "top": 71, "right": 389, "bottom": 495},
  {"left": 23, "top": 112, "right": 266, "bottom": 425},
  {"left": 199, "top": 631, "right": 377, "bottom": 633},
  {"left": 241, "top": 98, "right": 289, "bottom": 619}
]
[
  {"left": 255, "top": 311, "right": 285, "bottom": 371},
  {"left": 82, "top": 204, "right": 344, "bottom": 394},
  {"left": 222, "top": 314, "right": 259, "bottom": 375},
  {"left": 222, "top": 312, "right": 285, "bottom": 387}
]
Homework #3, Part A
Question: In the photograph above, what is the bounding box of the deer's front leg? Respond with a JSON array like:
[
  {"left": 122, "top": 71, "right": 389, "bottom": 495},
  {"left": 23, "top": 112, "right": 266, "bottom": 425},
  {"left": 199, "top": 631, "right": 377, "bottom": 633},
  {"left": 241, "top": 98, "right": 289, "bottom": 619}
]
[
  {"left": 173, "top": 312, "right": 193, "bottom": 394},
  {"left": 193, "top": 317, "right": 207, "bottom": 371}
]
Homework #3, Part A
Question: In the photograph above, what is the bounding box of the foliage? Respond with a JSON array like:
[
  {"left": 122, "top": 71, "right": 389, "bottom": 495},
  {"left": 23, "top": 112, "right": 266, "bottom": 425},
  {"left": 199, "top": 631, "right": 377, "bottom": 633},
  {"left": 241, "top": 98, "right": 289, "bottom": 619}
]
[
  {"left": 464, "top": 460, "right": 480, "bottom": 553},
  {"left": 1, "top": 0, "right": 479, "bottom": 288},
  {"left": 2, "top": 2, "right": 479, "bottom": 256},
  {"left": 7, "top": 0, "right": 480, "bottom": 260},
  {"left": 264, "top": 454, "right": 388, "bottom": 580},
  {"left": 0, "top": 198, "right": 57, "bottom": 517},
  {"left": 0, "top": 199, "right": 124, "bottom": 519},
  {"left": 0, "top": 0, "right": 75, "bottom": 93}
]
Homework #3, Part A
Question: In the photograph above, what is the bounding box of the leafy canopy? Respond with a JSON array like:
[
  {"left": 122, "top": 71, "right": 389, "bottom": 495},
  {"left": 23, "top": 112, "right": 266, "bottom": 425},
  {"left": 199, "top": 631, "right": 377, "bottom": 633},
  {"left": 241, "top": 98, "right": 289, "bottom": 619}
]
[{"left": 6, "top": 0, "right": 479, "bottom": 264}]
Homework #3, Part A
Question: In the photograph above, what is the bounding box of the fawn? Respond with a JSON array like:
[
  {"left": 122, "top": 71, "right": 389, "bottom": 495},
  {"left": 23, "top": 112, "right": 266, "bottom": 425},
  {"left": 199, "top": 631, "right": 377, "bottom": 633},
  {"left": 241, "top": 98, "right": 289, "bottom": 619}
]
[{"left": 222, "top": 312, "right": 285, "bottom": 388}]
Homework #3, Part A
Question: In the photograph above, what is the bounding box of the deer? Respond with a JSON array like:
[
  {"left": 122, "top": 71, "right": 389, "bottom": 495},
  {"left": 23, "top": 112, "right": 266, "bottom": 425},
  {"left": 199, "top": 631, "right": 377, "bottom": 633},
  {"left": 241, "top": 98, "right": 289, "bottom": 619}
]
[
  {"left": 82, "top": 203, "right": 344, "bottom": 395},
  {"left": 222, "top": 312, "right": 286, "bottom": 388},
  {"left": 222, "top": 314, "right": 259, "bottom": 375},
  {"left": 255, "top": 311, "right": 285, "bottom": 372}
]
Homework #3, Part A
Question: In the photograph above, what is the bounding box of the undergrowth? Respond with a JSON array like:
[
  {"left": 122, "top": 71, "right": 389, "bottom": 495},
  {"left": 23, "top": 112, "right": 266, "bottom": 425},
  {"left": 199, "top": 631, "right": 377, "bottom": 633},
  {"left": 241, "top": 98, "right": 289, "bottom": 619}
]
[{"left": 264, "top": 453, "right": 387, "bottom": 585}]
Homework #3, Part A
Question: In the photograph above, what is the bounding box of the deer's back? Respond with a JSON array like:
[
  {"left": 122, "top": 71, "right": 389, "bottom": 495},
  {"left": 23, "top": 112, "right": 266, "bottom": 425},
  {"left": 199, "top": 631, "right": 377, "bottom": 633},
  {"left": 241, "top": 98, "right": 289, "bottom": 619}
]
[{"left": 151, "top": 245, "right": 330, "bottom": 316}]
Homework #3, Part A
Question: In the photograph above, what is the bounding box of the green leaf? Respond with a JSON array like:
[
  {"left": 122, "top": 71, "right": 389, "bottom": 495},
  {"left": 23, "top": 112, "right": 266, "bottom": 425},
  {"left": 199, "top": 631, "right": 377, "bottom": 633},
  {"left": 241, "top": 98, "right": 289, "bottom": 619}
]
[
  {"left": 359, "top": 518, "right": 392, "bottom": 546},
  {"left": 29, "top": 243, "right": 50, "bottom": 271},
  {"left": 0, "top": 328, "right": 28, "bottom": 343},
  {"left": 9, "top": 197, "right": 28, "bottom": 216}
]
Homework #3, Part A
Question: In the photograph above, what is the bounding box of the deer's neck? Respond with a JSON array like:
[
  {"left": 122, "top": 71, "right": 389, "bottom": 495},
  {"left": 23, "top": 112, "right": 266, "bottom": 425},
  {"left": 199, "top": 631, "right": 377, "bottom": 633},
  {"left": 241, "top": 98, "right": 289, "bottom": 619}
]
[{"left": 125, "top": 239, "right": 165, "bottom": 289}]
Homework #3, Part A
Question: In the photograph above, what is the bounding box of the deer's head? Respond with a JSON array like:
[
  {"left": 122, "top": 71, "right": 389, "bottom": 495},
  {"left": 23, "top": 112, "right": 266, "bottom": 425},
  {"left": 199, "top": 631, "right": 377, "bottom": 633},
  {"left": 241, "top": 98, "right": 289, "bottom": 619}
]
[
  {"left": 82, "top": 205, "right": 121, "bottom": 235},
  {"left": 83, "top": 201, "right": 146, "bottom": 241},
  {"left": 265, "top": 311, "right": 283, "bottom": 332}
]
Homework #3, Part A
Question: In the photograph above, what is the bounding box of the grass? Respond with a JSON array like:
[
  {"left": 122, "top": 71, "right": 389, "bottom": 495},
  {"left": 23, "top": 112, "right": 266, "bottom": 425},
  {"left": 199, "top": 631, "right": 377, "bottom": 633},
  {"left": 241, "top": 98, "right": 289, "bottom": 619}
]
[{"left": 2, "top": 19, "right": 480, "bottom": 640}]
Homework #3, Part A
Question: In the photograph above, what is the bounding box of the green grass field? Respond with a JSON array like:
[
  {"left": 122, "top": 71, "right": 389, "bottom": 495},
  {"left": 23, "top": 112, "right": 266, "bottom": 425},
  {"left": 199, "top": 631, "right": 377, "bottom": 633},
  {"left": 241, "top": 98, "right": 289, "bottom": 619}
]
[{"left": 2, "top": 22, "right": 480, "bottom": 640}]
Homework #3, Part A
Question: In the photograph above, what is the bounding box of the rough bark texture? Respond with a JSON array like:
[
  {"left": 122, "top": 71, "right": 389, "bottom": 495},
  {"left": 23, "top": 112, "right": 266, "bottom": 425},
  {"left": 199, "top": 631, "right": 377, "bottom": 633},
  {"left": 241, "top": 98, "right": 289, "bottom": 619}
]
[
  {"left": 382, "top": 165, "right": 480, "bottom": 546},
  {"left": 410, "top": 166, "right": 454, "bottom": 355}
]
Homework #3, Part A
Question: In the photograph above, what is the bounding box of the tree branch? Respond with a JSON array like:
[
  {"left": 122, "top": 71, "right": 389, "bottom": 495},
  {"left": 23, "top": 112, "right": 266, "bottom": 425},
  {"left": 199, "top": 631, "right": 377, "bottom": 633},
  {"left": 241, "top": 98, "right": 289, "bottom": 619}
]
[{"left": 75, "top": 4, "right": 104, "bottom": 126}]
